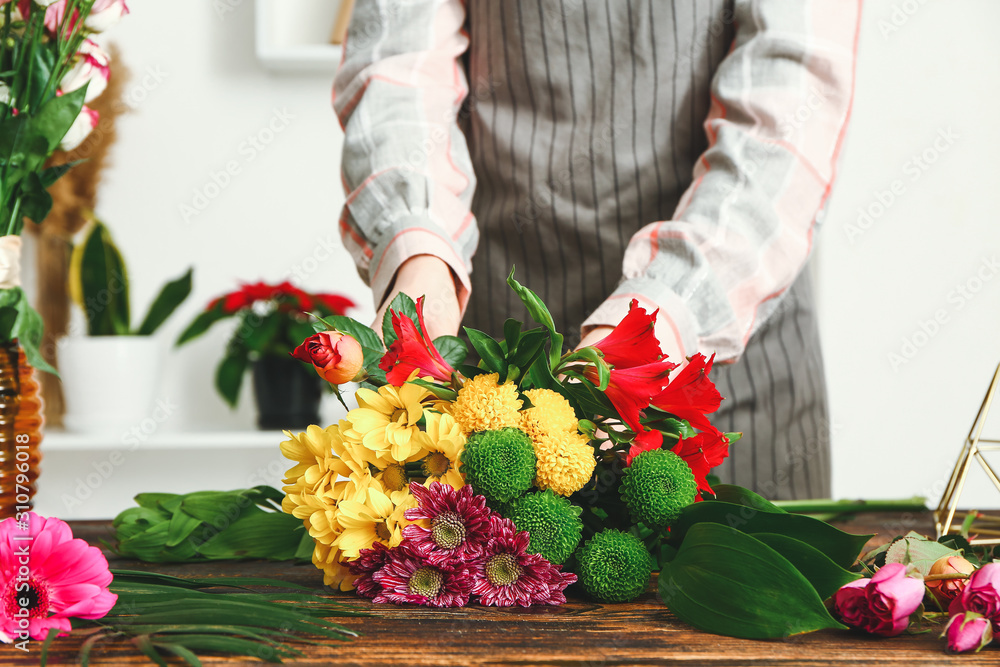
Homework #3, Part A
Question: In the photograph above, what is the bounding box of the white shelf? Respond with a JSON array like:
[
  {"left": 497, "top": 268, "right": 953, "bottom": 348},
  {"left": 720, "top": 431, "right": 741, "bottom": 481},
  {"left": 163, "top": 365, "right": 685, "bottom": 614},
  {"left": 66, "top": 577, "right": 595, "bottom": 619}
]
[
  {"left": 255, "top": 0, "right": 345, "bottom": 72},
  {"left": 41, "top": 429, "right": 291, "bottom": 452}
]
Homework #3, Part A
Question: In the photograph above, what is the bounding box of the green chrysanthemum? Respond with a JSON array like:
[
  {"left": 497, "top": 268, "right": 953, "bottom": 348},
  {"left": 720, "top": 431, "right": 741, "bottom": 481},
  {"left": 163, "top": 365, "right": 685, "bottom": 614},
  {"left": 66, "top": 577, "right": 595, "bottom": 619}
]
[
  {"left": 504, "top": 490, "right": 584, "bottom": 564},
  {"left": 620, "top": 449, "right": 697, "bottom": 529},
  {"left": 575, "top": 530, "right": 654, "bottom": 603},
  {"left": 459, "top": 428, "right": 536, "bottom": 503}
]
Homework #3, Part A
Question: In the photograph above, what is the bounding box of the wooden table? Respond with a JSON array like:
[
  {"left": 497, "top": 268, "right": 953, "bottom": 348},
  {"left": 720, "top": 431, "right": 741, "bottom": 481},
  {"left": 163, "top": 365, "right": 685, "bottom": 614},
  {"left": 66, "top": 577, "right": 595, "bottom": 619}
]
[{"left": 15, "top": 513, "right": 999, "bottom": 666}]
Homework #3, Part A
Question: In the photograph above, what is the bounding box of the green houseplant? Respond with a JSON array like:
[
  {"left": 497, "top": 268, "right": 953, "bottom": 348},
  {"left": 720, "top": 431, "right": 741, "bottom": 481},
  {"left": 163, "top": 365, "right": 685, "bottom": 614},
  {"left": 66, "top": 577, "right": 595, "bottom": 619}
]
[{"left": 59, "top": 217, "right": 192, "bottom": 431}]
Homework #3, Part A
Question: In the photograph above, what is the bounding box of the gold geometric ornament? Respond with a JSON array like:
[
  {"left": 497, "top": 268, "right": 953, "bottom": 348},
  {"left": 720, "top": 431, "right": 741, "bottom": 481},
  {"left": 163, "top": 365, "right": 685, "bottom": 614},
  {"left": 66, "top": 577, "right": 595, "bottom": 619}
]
[{"left": 935, "top": 362, "right": 1000, "bottom": 545}]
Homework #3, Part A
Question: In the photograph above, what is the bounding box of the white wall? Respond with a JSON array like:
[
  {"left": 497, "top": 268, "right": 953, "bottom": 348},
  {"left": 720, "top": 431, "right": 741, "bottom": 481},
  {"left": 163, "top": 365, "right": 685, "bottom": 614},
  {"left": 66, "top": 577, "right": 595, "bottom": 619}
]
[
  {"left": 33, "top": 0, "right": 1000, "bottom": 517},
  {"left": 817, "top": 0, "right": 1000, "bottom": 509}
]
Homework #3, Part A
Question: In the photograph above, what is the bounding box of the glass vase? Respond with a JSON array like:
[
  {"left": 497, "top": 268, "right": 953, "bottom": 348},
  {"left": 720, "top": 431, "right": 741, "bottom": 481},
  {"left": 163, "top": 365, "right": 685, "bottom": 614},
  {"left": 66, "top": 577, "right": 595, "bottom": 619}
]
[{"left": 0, "top": 340, "right": 44, "bottom": 518}]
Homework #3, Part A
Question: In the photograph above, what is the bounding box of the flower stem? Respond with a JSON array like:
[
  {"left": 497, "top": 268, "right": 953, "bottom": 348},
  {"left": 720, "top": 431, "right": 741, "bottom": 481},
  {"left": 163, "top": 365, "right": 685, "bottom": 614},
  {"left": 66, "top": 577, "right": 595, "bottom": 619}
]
[{"left": 772, "top": 497, "right": 928, "bottom": 515}]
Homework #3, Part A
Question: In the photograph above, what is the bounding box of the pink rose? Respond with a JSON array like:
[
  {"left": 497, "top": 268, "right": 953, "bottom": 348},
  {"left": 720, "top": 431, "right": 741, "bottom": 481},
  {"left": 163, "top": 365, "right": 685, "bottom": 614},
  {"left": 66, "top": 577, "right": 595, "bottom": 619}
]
[
  {"left": 85, "top": 0, "right": 128, "bottom": 32},
  {"left": 949, "top": 562, "right": 1000, "bottom": 631},
  {"left": 61, "top": 39, "right": 110, "bottom": 103},
  {"left": 943, "top": 611, "right": 994, "bottom": 653},
  {"left": 832, "top": 563, "right": 925, "bottom": 637},
  {"left": 59, "top": 105, "right": 99, "bottom": 151},
  {"left": 926, "top": 555, "right": 976, "bottom": 607},
  {"left": 290, "top": 331, "right": 364, "bottom": 385}
]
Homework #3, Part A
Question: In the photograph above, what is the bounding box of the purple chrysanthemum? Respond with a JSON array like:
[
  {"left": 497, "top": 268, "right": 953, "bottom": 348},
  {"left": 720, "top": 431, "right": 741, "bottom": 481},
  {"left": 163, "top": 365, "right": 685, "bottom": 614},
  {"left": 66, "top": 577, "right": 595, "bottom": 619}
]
[
  {"left": 471, "top": 516, "right": 578, "bottom": 607},
  {"left": 402, "top": 481, "right": 494, "bottom": 564},
  {"left": 349, "top": 541, "right": 394, "bottom": 599},
  {"left": 372, "top": 545, "right": 473, "bottom": 607}
]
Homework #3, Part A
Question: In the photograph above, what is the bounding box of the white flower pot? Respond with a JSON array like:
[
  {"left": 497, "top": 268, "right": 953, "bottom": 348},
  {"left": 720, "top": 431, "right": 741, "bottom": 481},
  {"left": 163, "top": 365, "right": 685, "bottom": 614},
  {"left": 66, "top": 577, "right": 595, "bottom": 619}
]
[{"left": 58, "top": 336, "right": 164, "bottom": 434}]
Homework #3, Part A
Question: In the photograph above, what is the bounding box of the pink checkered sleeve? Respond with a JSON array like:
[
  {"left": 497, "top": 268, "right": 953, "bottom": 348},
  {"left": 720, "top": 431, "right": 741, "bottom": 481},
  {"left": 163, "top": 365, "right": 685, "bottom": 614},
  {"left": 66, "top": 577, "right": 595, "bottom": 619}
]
[
  {"left": 583, "top": 0, "right": 862, "bottom": 363},
  {"left": 333, "top": 0, "right": 477, "bottom": 312}
]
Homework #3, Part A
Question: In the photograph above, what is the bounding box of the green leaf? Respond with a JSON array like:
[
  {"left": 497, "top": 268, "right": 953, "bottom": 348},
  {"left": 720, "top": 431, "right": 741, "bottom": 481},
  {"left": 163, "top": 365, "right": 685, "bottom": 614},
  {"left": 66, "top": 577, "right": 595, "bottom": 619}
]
[
  {"left": 433, "top": 335, "right": 467, "bottom": 367},
  {"left": 165, "top": 509, "right": 203, "bottom": 548},
  {"left": 507, "top": 267, "right": 564, "bottom": 365},
  {"left": 215, "top": 348, "right": 248, "bottom": 408},
  {"left": 503, "top": 318, "right": 521, "bottom": 353},
  {"left": 320, "top": 314, "right": 384, "bottom": 353},
  {"left": 381, "top": 292, "right": 418, "bottom": 349},
  {"left": 464, "top": 327, "right": 506, "bottom": 376},
  {"left": 669, "top": 500, "right": 872, "bottom": 569},
  {"left": 31, "top": 85, "right": 87, "bottom": 152},
  {"left": 0, "top": 289, "right": 58, "bottom": 375},
  {"left": 885, "top": 531, "right": 960, "bottom": 578},
  {"left": 751, "top": 532, "right": 862, "bottom": 600},
  {"left": 136, "top": 268, "right": 193, "bottom": 335},
  {"left": 660, "top": 522, "right": 846, "bottom": 638},
  {"left": 176, "top": 303, "right": 229, "bottom": 346},
  {"left": 78, "top": 220, "right": 130, "bottom": 335},
  {"left": 509, "top": 328, "right": 548, "bottom": 372},
  {"left": 710, "top": 485, "right": 788, "bottom": 514},
  {"left": 239, "top": 310, "right": 282, "bottom": 354},
  {"left": 18, "top": 171, "right": 53, "bottom": 223},
  {"left": 39, "top": 159, "right": 85, "bottom": 188},
  {"left": 408, "top": 377, "right": 458, "bottom": 401}
]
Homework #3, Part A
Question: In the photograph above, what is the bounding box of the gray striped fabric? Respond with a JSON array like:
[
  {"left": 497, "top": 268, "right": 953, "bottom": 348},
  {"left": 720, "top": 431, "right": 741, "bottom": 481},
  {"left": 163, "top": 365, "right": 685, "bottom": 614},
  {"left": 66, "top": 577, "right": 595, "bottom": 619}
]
[{"left": 461, "top": 0, "right": 830, "bottom": 499}]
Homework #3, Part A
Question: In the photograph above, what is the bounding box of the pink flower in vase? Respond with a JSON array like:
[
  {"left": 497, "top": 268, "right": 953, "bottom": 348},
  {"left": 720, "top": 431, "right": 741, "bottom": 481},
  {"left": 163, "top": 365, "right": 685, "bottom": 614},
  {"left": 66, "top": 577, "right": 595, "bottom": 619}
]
[{"left": 0, "top": 513, "right": 117, "bottom": 642}]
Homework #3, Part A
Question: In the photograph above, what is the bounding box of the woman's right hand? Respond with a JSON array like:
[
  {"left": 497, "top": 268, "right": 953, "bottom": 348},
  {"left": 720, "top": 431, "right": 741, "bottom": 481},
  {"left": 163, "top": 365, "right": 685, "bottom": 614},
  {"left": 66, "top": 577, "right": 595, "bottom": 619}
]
[{"left": 373, "top": 255, "right": 462, "bottom": 342}]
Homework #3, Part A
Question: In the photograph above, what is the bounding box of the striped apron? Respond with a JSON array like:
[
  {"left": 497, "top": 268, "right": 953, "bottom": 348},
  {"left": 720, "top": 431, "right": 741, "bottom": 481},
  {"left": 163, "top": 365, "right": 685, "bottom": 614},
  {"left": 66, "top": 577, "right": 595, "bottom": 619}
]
[{"left": 460, "top": 0, "right": 831, "bottom": 499}]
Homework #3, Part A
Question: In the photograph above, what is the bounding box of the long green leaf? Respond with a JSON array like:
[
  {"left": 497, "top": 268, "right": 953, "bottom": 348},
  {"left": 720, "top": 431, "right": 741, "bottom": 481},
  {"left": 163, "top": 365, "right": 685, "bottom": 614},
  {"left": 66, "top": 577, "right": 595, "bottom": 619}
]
[
  {"left": 176, "top": 304, "right": 229, "bottom": 346},
  {"left": 507, "top": 267, "right": 564, "bottom": 365},
  {"left": 214, "top": 348, "right": 248, "bottom": 408},
  {"left": 136, "top": 268, "right": 193, "bottom": 335},
  {"left": 464, "top": 327, "right": 506, "bottom": 376},
  {"left": 79, "top": 220, "right": 130, "bottom": 335},
  {"left": 669, "top": 500, "right": 872, "bottom": 569},
  {"left": 660, "top": 522, "right": 846, "bottom": 638},
  {"left": 751, "top": 532, "right": 862, "bottom": 600}
]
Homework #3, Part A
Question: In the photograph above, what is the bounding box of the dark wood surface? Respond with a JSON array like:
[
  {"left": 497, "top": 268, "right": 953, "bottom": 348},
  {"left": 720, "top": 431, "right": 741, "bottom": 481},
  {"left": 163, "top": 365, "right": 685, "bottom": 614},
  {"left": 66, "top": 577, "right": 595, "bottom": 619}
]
[{"left": 13, "top": 512, "right": 999, "bottom": 666}]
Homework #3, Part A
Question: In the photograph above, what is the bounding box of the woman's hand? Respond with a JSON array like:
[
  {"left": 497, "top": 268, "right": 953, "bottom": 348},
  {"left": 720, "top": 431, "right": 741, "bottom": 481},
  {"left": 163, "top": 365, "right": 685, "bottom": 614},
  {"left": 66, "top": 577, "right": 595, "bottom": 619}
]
[{"left": 374, "top": 255, "right": 462, "bottom": 342}]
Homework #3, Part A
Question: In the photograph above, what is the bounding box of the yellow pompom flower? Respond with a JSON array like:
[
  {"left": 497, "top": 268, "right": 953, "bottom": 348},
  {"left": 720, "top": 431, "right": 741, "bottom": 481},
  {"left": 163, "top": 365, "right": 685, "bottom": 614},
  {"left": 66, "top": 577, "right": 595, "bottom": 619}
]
[
  {"left": 415, "top": 410, "right": 466, "bottom": 489},
  {"left": 335, "top": 483, "right": 411, "bottom": 559},
  {"left": 342, "top": 382, "right": 430, "bottom": 462},
  {"left": 520, "top": 388, "right": 579, "bottom": 442},
  {"left": 451, "top": 372, "right": 523, "bottom": 434},
  {"left": 534, "top": 431, "right": 598, "bottom": 496}
]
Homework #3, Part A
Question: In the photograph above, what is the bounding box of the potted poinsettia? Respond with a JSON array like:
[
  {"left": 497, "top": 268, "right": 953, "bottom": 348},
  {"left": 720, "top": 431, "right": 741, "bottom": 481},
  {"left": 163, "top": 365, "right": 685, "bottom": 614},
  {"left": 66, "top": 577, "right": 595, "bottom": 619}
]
[{"left": 176, "top": 281, "right": 354, "bottom": 429}]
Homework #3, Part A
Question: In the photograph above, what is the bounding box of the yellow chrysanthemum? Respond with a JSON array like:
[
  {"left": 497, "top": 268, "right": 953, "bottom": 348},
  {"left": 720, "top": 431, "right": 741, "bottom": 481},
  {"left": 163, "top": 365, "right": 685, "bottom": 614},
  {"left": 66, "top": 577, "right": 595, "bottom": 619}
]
[
  {"left": 280, "top": 424, "right": 363, "bottom": 491},
  {"left": 520, "top": 388, "right": 579, "bottom": 442},
  {"left": 451, "top": 373, "right": 522, "bottom": 434},
  {"left": 335, "top": 483, "right": 412, "bottom": 559},
  {"left": 342, "top": 382, "right": 430, "bottom": 462},
  {"left": 312, "top": 541, "right": 355, "bottom": 592},
  {"left": 534, "top": 431, "right": 598, "bottom": 496},
  {"left": 414, "top": 410, "right": 466, "bottom": 489}
]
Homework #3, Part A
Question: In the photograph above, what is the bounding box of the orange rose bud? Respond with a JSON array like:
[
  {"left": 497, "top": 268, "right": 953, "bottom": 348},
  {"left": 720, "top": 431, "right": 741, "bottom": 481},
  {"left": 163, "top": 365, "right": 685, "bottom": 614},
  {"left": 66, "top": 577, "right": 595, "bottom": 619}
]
[
  {"left": 926, "top": 555, "right": 976, "bottom": 606},
  {"left": 291, "top": 331, "right": 364, "bottom": 385}
]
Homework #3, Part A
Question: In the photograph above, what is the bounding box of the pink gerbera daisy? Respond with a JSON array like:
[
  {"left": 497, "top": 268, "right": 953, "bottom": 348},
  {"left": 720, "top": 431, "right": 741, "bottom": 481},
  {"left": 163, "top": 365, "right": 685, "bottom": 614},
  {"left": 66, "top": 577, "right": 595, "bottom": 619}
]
[
  {"left": 471, "top": 516, "right": 577, "bottom": 607},
  {"left": 372, "top": 545, "right": 472, "bottom": 607},
  {"left": 402, "top": 482, "right": 494, "bottom": 565},
  {"left": 348, "top": 542, "right": 394, "bottom": 600},
  {"left": 0, "top": 513, "right": 117, "bottom": 642}
]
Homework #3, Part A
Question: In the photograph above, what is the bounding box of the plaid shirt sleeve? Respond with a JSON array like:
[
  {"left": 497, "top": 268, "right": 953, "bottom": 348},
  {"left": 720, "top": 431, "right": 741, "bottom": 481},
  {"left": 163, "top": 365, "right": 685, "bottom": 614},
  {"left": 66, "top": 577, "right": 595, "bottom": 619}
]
[
  {"left": 582, "top": 0, "right": 862, "bottom": 363},
  {"left": 333, "top": 0, "right": 477, "bottom": 312}
]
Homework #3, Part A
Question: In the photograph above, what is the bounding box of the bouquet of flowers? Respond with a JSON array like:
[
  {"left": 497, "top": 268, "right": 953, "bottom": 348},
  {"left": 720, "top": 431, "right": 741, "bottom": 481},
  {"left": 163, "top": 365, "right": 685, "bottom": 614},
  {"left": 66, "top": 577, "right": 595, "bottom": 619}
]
[
  {"left": 283, "top": 270, "right": 752, "bottom": 609},
  {"left": 0, "top": 0, "right": 128, "bottom": 371}
]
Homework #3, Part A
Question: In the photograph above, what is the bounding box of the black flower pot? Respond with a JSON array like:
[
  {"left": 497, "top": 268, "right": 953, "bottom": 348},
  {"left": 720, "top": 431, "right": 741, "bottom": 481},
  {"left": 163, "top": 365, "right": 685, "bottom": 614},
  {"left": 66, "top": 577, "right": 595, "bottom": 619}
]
[{"left": 251, "top": 355, "right": 322, "bottom": 430}]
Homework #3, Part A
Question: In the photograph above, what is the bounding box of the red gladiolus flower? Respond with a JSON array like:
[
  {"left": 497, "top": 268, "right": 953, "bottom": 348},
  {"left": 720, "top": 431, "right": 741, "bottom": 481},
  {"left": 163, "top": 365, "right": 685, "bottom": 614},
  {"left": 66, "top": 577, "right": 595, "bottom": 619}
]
[
  {"left": 651, "top": 353, "right": 722, "bottom": 432},
  {"left": 672, "top": 428, "right": 730, "bottom": 496},
  {"left": 626, "top": 428, "right": 663, "bottom": 466},
  {"left": 589, "top": 299, "right": 665, "bottom": 368},
  {"left": 379, "top": 296, "right": 456, "bottom": 386},
  {"left": 584, "top": 360, "right": 675, "bottom": 433}
]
